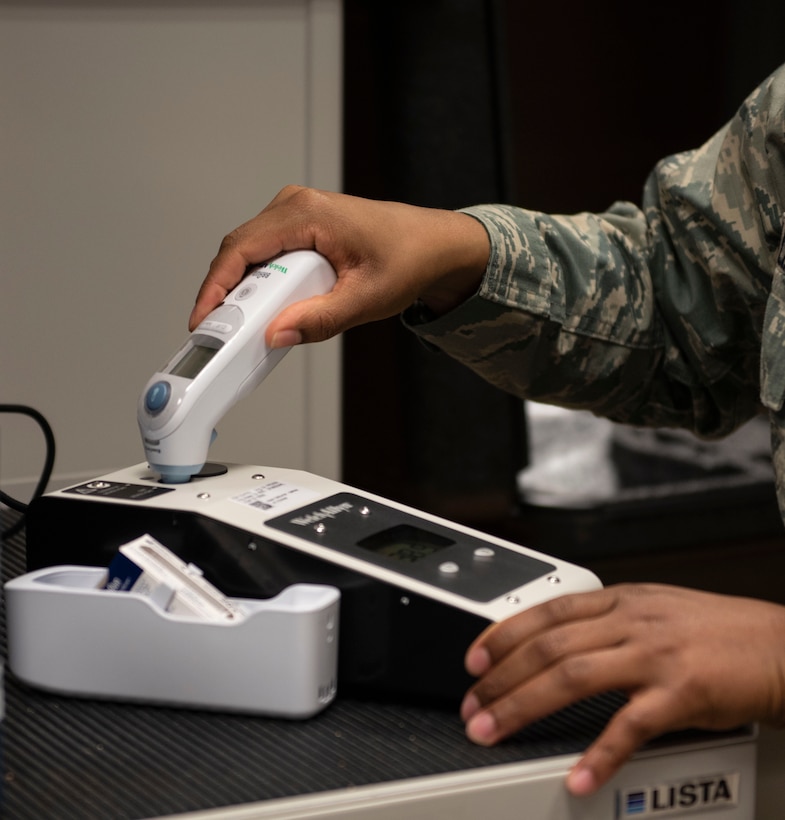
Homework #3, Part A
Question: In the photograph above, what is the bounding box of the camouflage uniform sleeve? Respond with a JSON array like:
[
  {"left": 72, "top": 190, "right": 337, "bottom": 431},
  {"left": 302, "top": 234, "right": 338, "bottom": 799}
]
[{"left": 402, "top": 64, "right": 785, "bottom": 442}]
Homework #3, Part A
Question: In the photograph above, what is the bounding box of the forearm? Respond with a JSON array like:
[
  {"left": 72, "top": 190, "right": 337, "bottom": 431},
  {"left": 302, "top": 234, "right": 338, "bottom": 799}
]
[{"left": 406, "top": 65, "right": 785, "bottom": 436}]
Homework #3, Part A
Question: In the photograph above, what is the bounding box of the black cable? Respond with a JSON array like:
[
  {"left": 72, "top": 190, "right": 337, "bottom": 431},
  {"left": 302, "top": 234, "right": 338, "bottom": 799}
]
[{"left": 0, "top": 404, "right": 56, "bottom": 539}]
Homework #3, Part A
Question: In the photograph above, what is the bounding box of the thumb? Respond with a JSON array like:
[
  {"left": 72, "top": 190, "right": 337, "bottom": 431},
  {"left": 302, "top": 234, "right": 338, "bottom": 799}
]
[{"left": 265, "top": 292, "right": 345, "bottom": 348}]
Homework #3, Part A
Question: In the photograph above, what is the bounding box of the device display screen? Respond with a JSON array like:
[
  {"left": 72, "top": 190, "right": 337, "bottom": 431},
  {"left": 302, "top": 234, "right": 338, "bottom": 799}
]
[
  {"left": 357, "top": 524, "right": 454, "bottom": 563},
  {"left": 169, "top": 343, "right": 221, "bottom": 379}
]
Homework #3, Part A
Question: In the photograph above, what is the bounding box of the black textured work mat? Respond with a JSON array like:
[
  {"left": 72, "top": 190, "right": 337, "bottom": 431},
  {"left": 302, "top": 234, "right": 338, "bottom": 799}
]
[{"left": 0, "top": 511, "right": 630, "bottom": 820}]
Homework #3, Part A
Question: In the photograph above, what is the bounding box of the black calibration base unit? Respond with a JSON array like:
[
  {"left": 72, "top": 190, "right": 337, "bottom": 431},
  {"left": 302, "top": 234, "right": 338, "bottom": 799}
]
[{"left": 26, "top": 462, "right": 602, "bottom": 705}]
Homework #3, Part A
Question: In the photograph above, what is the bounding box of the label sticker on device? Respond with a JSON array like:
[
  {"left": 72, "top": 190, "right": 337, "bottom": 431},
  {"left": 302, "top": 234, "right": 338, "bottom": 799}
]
[
  {"left": 231, "top": 481, "right": 320, "bottom": 512},
  {"left": 64, "top": 481, "right": 174, "bottom": 501}
]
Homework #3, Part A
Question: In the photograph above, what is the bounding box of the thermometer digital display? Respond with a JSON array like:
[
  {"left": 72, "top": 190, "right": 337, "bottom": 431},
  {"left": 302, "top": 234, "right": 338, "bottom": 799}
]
[{"left": 169, "top": 342, "right": 221, "bottom": 380}]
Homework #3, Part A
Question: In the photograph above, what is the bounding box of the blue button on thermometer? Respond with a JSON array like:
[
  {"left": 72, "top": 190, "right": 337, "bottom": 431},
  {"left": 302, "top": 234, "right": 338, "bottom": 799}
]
[{"left": 144, "top": 381, "right": 171, "bottom": 414}]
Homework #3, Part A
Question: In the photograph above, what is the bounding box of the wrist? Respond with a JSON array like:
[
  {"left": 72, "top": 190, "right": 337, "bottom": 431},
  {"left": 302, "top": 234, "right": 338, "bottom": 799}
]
[{"left": 418, "top": 210, "right": 490, "bottom": 316}]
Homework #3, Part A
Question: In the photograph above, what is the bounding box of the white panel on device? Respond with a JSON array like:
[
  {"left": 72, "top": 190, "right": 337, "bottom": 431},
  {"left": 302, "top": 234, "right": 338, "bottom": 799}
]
[{"left": 52, "top": 462, "right": 602, "bottom": 622}]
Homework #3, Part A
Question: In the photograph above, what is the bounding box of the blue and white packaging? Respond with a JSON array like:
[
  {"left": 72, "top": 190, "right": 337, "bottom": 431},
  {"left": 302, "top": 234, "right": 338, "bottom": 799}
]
[{"left": 104, "top": 533, "right": 244, "bottom": 621}]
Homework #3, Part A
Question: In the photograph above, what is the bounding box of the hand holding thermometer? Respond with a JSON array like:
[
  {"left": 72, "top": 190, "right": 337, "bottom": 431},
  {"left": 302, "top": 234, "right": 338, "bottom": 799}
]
[{"left": 137, "top": 250, "right": 337, "bottom": 483}]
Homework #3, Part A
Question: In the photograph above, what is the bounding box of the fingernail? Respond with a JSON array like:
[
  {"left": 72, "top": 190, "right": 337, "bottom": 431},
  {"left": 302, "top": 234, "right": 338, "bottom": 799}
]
[
  {"left": 270, "top": 329, "right": 303, "bottom": 349},
  {"left": 460, "top": 693, "right": 480, "bottom": 721},
  {"left": 465, "top": 646, "right": 491, "bottom": 676},
  {"left": 566, "top": 765, "right": 597, "bottom": 796},
  {"left": 466, "top": 711, "right": 497, "bottom": 744}
]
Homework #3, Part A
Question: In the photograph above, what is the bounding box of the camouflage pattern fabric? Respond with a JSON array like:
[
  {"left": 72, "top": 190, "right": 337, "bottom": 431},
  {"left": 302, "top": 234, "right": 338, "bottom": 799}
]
[{"left": 402, "top": 63, "right": 785, "bottom": 522}]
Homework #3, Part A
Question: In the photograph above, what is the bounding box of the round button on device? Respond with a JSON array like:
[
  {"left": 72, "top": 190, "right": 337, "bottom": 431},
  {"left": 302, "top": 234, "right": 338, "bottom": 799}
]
[
  {"left": 473, "top": 547, "right": 495, "bottom": 560},
  {"left": 234, "top": 283, "right": 257, "bottom": 301},
  {"left": 438, "top": 561, "right": 460, "bottom": 575},
  {"left": 145, "top": 380, "right": 171, "bottom": 414}
]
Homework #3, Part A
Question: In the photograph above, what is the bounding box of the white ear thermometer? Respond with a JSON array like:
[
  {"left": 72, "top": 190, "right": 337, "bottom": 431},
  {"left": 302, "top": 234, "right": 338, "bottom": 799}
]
[{"left": 137, "top": 250, "right": 337, "bottom": 483}]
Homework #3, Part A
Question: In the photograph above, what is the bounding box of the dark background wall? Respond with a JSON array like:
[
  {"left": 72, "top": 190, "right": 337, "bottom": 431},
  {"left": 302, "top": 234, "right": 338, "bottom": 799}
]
[{"left": 340, "top": 0, "right": 785, "bottom": 586}]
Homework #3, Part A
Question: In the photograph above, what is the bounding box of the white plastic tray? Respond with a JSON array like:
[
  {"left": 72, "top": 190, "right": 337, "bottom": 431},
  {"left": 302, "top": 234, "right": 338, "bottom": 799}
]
[{"left": 5, "top": 565, "right": 339, "bottom": 718}]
